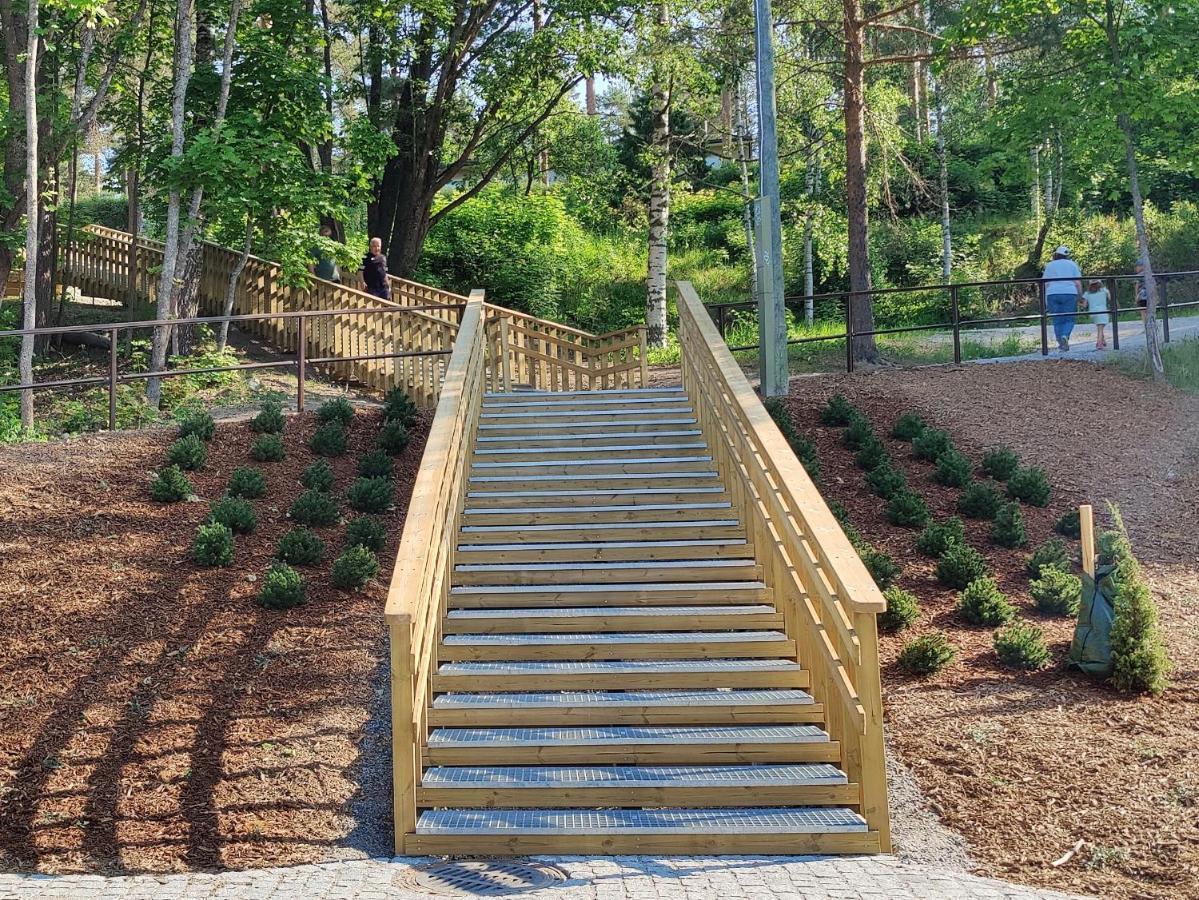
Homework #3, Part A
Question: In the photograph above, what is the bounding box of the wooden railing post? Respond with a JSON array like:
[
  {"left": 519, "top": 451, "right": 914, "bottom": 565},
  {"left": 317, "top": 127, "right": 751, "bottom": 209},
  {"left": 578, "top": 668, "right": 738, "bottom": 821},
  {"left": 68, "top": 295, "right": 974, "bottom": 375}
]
[
  {"left": 499, "top": 315, "right": 512, "bottom": 392},
  {"left": 638, "top": 326, "right": 649, "bottom": 387},
  {"left": 389, "top": 614, "right": 417, "bottom": 851}
]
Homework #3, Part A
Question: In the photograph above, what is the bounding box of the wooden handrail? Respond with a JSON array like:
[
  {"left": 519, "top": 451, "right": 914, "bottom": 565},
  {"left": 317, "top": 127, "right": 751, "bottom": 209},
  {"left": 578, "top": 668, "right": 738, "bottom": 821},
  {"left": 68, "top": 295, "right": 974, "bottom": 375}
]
[
  {"left": 675, "top": 279, "right": 891, "bottom": 850},
  {"left": 384, "top": 290, "right": 486, "bottom": 853}
]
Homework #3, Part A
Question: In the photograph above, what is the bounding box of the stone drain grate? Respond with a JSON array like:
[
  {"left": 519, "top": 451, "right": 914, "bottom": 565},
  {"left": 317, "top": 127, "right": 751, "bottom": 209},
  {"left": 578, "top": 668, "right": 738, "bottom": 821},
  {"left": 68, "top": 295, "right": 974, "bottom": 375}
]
[{"left": 399, "top": 860, "right": 569, "bottom": 896}]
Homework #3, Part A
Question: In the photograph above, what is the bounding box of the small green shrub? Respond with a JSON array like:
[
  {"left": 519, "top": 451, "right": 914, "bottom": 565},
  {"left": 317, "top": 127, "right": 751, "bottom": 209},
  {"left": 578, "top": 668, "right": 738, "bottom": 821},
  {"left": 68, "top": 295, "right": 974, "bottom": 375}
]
[
  {"left": 209, "top": 496, "right": 257, "bottom": 534},
  {"left": 898, "top": 631, "right": 956, "bottom": 675},
  {"left": 250, "top": 399, "right": 286, "bottom": 434},
  {"left": 227, "top": 466, "right": 267, "bottom": 500},
  {"left": 178, "top": 409, "right": 216, "bottom": 442},
  {"left": 879, "top": 586, "right": 921, "bottom": 632},
  {"left": 301, "top": 459, "right": 335, "bottom": 492},
  {"left": 251, "top": 433, "right": 286, "bottom": 462},
  {"left": 150, "top": 466, "right": 193, "bottom": 502},
  {"left": 276, "top": 527, "right": 325, "bottom": 566},
  {"left": 936, "top": 543, "right": 990, "bottom": 589},
  {"left": 1026, "top": 538, "right": 1070, "bottom": 578},
  {"left": 957, "top": 481, "right": 1003, "bottom": 519},
  {"left": 1007, "top": 467, "right": 1052, "bottom": 507},
  {"left": 865, "top": 463, "right": 907, "bottom": 499},
  {"left": 330, "top": 544, "right": 380, "bottom": 589},
  {"left": 256, "top": 563, "right": 307, "bottom": 610},
  {"left": 934, "top": 449, "right": 974, "bottom": 488},
  {"left": 842, "top": 416, "right": 876, "bottom": 451},
  {"left": 345, "top": 516, "right": 387, "bottom": 551},
  {"left": 289, "top": 489, "right": 339, "bottom": 526},
  {"left": 854, "top": 437, "right": 889, "bottom": 471},
  {"left": 819, "top": 393, "right": 856, "bottom": 426},
  {"left": 991, "top": 502, "right": 1028, "bottom": 548},
  {"left": 957, "top": 576, "right": 1016, "bottom": 626},
  {"left": 347, "top": 476, "right": 393, "bottom": 513},
  {"left": 383, "top": 387, "right": 419, "bottom": 426},
  {"left": 860, "top": 546, "right": 900, "bottom": 590},
  {"left": 994, "top": 621, "right": 1051, "bottom": 669},
  {"left": 317, "top": 396, "right": 355, "bottom": 427},
  {"left": 1030, "top": 567, "right": 1083, "bottom": 616},
  {"left": 766, "top": 400, "right": 822, "bottom": 482},
  {"left": 1054, "top": 509, "right": 1082, "bottom": 539},
  {"left": 1106, "top": 518, "right": 1171, "bottom": 694},
  {"left": 886, "top": 491, "right": 931, "bottom": 528},
  {"left": 981, "top": 446, "right": 1020, "bottom": 481},
  {"left": 357, "top": 449, "right": 394, "bottom": 481},
  {"left": 890, "top": 412, "right": 926, "bottom": 441},
  {"left": 166, "top": 434, "right": 208, "bottom": 471},
  {"left": 377, "top": 419, "right": 411, "bottom": 456},
  {"left": 915, "top": 517, "right": 966, "bottom": 558},
  {"left": 310, "top": 421, "right": 348, "bottom": 457},
  {"left": 912, "top": 428, "right": 954, "bottom": 462},
  {"left": 193, "top": 522, "right": 234, "bottom": 567}
]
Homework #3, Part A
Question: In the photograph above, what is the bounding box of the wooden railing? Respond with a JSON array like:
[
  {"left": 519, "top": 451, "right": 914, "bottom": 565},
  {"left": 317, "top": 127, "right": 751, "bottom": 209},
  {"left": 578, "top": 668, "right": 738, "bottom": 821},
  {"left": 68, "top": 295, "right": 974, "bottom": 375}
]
[
  {"left": 58, "top": 225, "right": 465, "bottom": 406},
  {"left": 384, "top": 290, "right": 486, "bottom": 853},
  {"left": 676, "top": 280, "right": 892, "bottom": 849}
]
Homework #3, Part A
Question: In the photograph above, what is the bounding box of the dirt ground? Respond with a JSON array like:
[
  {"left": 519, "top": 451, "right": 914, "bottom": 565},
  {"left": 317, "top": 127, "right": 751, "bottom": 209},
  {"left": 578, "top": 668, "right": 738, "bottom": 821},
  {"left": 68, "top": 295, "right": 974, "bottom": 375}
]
[
  {"left": 783, "top": 360, "right": 1199, "bottom": 899},
  {"left": 0, "top": 409, "right": 427, "bottom": 874}
]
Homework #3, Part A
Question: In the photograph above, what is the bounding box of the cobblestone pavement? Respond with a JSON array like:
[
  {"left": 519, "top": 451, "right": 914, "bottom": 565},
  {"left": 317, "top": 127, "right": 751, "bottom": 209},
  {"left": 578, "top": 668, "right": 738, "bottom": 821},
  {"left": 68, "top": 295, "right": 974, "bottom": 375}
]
[{"left": 0, "top": 855, "right": 1093, "bottom": 899}]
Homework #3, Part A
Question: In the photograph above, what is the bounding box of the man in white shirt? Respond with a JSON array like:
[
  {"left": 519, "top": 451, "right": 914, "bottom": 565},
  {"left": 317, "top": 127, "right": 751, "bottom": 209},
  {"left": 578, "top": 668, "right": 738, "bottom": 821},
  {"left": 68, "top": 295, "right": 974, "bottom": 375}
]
[{"left": 1043, "top": 246, "right": 1083, "bottom": 351}]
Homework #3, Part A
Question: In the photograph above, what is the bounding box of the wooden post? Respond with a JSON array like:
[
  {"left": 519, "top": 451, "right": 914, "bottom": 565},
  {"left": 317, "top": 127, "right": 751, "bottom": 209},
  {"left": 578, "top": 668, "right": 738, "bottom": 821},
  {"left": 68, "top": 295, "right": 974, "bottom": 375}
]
[
  {"left": 1080, "top": 504, "right": 1095, "bottom": 578},
  {"left": 499, "top": 315, "right": 512, "bottom": 392},
  {"left": 388, "top": 614, "right": 417, "bottom": 852},
  {"left": 638, "top": 325, "right": 649, "bottom": 387}
]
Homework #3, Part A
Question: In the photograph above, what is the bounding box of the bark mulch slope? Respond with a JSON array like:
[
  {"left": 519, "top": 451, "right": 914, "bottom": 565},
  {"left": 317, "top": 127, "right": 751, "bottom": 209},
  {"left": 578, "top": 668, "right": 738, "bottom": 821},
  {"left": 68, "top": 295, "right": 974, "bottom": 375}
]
[
  {"left": 0, "top": 409, "right": 426, "bottom": 874},
  {"left": 781, "top": 360, "right": 1199, "bottom": 900}
]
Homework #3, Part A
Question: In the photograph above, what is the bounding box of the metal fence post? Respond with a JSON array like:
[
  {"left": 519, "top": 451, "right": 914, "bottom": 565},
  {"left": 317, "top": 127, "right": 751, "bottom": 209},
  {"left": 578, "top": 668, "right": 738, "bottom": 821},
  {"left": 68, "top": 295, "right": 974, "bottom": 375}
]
[
  {"left": 1108, "top": 278, "right": 1119, "bottom": 351},
  {"left": 1160, "top": 276, "right": 1171, "bottom": 343},
  {"left": 108, "top": 327, "right": 118, "bottom": 431},
  {"left": 717, "top": 304, "right": 727, "bottom": 339},
  {"left": 296, "top": 315, "right": 307, "bottom": 414},
  {"left": 845, "top": 293, "right": 855, "bottom": 374},
  {"left": 950, "top": 285, "right": 961, "bottom": 365},
  {"left": 1038, "top": 282, "right": 1049, "bottom": 356}
]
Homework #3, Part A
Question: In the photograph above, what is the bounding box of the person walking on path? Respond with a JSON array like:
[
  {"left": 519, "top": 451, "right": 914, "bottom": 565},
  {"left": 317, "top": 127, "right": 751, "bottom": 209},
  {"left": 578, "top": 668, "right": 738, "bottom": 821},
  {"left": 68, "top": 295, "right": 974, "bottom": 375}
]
[
  {"left": 1082, "top": 278, "right": 1111, "bottom": 350},
  {"left": 361, "top": 237, "right": 391, "bottom": 301},
  {"left": 1043, "top": 246, "right": 1083, "bottom": 351},
  {"left": 310, "top": 225, "right": 340, "bottom": 283}
]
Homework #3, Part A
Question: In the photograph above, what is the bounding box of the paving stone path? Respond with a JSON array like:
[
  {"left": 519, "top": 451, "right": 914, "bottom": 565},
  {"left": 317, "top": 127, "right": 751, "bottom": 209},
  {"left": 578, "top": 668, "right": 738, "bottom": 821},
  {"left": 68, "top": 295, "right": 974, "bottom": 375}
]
[{"left": 0, "top": 855, "right": 1093, "bottom": 899}]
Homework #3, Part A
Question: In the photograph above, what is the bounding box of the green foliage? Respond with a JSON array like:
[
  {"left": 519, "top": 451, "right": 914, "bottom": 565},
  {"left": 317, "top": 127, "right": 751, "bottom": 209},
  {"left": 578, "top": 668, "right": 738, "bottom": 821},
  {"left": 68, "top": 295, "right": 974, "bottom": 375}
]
[
  {"left": 383, "top": 388, "right": 419, "bottom": 427},
  {"left": 898, "top": 632, "right": 957, "bottom": 675},
  {"left": 879, "top": 586, "right": 921, "bottom": 633},
  {"left": 178, "top": 409, "right": 216, "bottom": 442},
  {"left": 330, "top": 545, "right": 379, "bottom": 589},
  {"left": 957, "top": 481, "right": 1003, "bottom": 519},
  {"left": 301, "top": 459, "right": 335, "bottom": 492},
  {"left": 357, "top": 449, "right": 394, "bottom": 481},
  {"left": 994, "top": 621, "right": 1051, "bottom": 670},
  {"left": 310, "top": 421, "right": 348, "bottom": 457},
  {"left": 854, "top": 436, "right": 889, "bottom": 471},
  {"left": 316, "top": 396, "right": 355, "bottom": 427},
  {"left": 991, "top": 502, "right": 1028, "bottom": 548},
  {"left": 227, "top": 466, "right": 268, "bottom": 500},
  {"left": 957, "top": 576, "right": 1016, "bottom": 626},
  {"left": 166, "top": 434, "right": 208, "bottom": 471},
  {"left": 150, "top": 466, "right": 193, "bottom": 502},
  {"left": 276, "top": 527, "right": 325, "bottom": 566},
  {"left": 1031, "top": 567, "right": 1083, "bottom": 616},
  {"left": 209, "top": 497, "right": 257, "bottom": 535},
  {"left": 819, "top": 393, "right": 857, "bottom": 426},
  {"left": 193, "top": 522, "right": 235, "bottom": 567},
  {"left": 765, "top": 398, "right": 821, "bottom": 482},
  {"left": 891, "top": 413, "right": 926, "bottom": 441},
  {"left": 251, "top": 433, "right": 286, "bottom": 462},
  {"left": 347, "top": 476, "right": 393, "bottom": 513},
  {"left": 289, "top": 489, "right": 340, "bottom": 526},
  {"left": 345, "top": 516, "right": 387, "bottom": 552},
  {"left": 250, "top": 399, "right": 286, "bottom": 434},
  {"left": 915, "top": 517, "right": 966, "bottom": 558},
  {"left": 256, "top": 563, "right": 307, "bottom": 610},
  {"left": 886, "top": 491, "right": 931, "bottom": 528},
  {"left": 981, "top": 446, "right": 1020, "bottom": 481},
  {"left": 1007, "top": 467, "right": 1052, "bottom": 507},
  {"left": 865, "top": 463, "right": 907, "bottom": 499},
  {"left": 1055, "top": 509, "right": 1082, "bottom": 539},
  {"left": 912, "top": 428, "right": 954, "bottom": 462},
  {"left": 72, "top": 193, "right": 129, "bottom": 230},
  {"left": 377, "top": 419, "right": 411, "bottom": 456},
  {"left": 860, "top": 546, "right": 900, "bottom": 590},
  {"left": 936, "top": 543, "right": 990, "bottom": 589},
  {"left": 1106, "top": 522, "right": 1171, "bottom": 694},
  {"left": 1026, "top": 538, "right": 1070, "bottom": 578},
  {"left": 841, "top": 416, "right": 876, "bottom": 452},
  {"left": 934, "top": 449, "right": 975, "bottom": 488}
]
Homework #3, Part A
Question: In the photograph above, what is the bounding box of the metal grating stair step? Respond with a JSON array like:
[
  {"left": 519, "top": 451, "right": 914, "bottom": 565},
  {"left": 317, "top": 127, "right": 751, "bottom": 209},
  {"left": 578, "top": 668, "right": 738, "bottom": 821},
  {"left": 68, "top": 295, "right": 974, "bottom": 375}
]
[
  {"left": 476, "top": 430, "right": 702, "bottom": 443},
  {"left": 445, "top": 604, "right": 775, "bottom": 620},
  {"left": 441, "top": 631, "right": 790, "bottom": 646},
  {"left": 421, "top": 763, "right": 847, "bottom": 788},
  {"left": 427, "top": 724, "right": 831, "bottom": 747},
  {"left": 433, "top": 688, "right": 816, "bottom": 709},
  {"left": 451, "top": 580, "right": 765, "bottom": 594},
  {"left": 484, "top": 386, "right": 684, "bottom": 399},
  {"left": 415, "top": 807, "right": 868, "bottom": 835},
  {"left": 478, "top": 418, "right": 697, "bottom": 430},
  {"left": 437, "top": 659, "right": 801, "bottom": 675},
  {"left": 472, "top": 455, "right": 712, "bottom": 469},
  {"left": 454, "top": 559, "right": 753, "bottom": 574}
]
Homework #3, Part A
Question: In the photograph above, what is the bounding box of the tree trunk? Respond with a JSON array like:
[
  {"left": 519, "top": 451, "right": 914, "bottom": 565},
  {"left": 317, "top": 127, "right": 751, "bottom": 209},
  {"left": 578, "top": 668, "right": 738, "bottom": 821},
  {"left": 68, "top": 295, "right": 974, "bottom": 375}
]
[
  {"left": 735, "top": 83, "right": 758, "bottom": 313},
  {"left": 645, "top": 1, "right": 671, "bottom": 348},
  {"left": 18, "top": 0, "right": 39, "bottom": 430},
  {"left": 803, "top": 142, "right": 818, "bottom": 325},
  {"left": 1030, "top": 145, "right": 1041, "bottom": 225},
  {"left": 935, "top": 83, "right": 951, "bottom": 281},
  {"left": 585, "top": 77, "right": 597, "bottom": 114},
  {"left": 842, "top": 0, "right": 877, "bottom": 363},
  {"left": 218, "top": 215, "right": 254, "bottom": 351}
]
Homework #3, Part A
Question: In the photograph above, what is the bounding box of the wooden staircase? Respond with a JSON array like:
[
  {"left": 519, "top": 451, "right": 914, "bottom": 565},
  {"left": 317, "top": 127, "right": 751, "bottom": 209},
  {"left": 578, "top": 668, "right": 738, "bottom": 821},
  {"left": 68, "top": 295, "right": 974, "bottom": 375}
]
[{"left": 403, "top": 386, "right": 878, "bottom": 854}]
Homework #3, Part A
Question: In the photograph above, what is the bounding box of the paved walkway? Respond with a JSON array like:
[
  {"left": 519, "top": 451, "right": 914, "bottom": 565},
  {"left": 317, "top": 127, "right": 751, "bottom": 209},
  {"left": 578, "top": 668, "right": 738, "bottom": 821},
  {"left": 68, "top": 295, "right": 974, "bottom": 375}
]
[
  {"left": 948, "top": 313, "right": 1198, "bottom": 363},
  {"left": 0, "top": 855, "right": 1092, "bottom": 899}
]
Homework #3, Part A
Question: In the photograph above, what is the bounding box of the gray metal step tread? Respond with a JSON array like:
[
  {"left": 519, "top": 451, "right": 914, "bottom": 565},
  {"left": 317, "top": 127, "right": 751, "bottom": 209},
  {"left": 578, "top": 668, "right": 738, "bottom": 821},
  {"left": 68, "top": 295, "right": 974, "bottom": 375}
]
[
  {"left": 485, "top": 387, "right": 684, "bottom": 399},
  {"left": 463, "top": 501, "right": 731, "bottom": 515},
  {"left": 416, "top": 807, "right": 868, "bottom": 835},
  {"left": 442, "top": 631, "right": 788, "bottom": 646},
  {"left": 475, "top": 443, "right": 708, "bottom": 456},
  {"left": 481, "top": 408, "right": 694, "bottom": 420},
  {"left": 422, "top": 763, "right": 847, "bottom": 788},
  {"left": 469, "top": 472, "right": 719, "bottom": 484},
  {"left": 427, "top": 725, "right": 830, "bottom": 747},
  {"left": 451, "top": 580, "right": 766, "bottom": 594},
  {"left": 476, "top": 430, "right": 701, "bottom": 443},
  {"left": 433, "top": 688, "right": 816, "bottom": 709},
  {"left": 472, "top": 456, "right": 712, "bottom": 469},
  {"left": 466, "top": 487, "right": 725, "bottom": 500},
  {"left": 456, "top": 540, "right": 749, "bottom": 553},
  {"left": 438, "top": 659, "right": 800, "bottom": 675},
  {"left": 483, "top": 396, "right": 689, "bottom": 410},
  {"left": 478, "top": 420, "right": 697, "bottom": 432},
  {"left": 446, "top": 605, "right": 774, "bottom": 620},
  {"left": 459, "top": 521, "right": 741, "bottom": 534},
  {"left": 455, "top": 559, "right": 752, "bottom": 574}
]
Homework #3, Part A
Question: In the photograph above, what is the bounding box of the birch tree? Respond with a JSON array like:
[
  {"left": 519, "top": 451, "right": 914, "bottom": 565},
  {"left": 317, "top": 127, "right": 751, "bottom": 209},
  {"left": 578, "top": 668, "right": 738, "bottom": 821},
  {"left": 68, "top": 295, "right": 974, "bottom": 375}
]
[
  {"left": 17, "top": 0, "right": 39, "bottom": 429},
  {"left": 645, "top": 0, "right": 672, "bottom": 348}
]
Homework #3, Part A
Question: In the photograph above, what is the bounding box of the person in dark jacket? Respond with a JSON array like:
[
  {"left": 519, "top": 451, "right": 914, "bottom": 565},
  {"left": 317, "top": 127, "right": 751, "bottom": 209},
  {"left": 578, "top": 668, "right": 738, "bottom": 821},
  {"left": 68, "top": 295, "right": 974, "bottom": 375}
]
[{"left": 361, "top": 237, "right": 390, "bottom": 300}]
